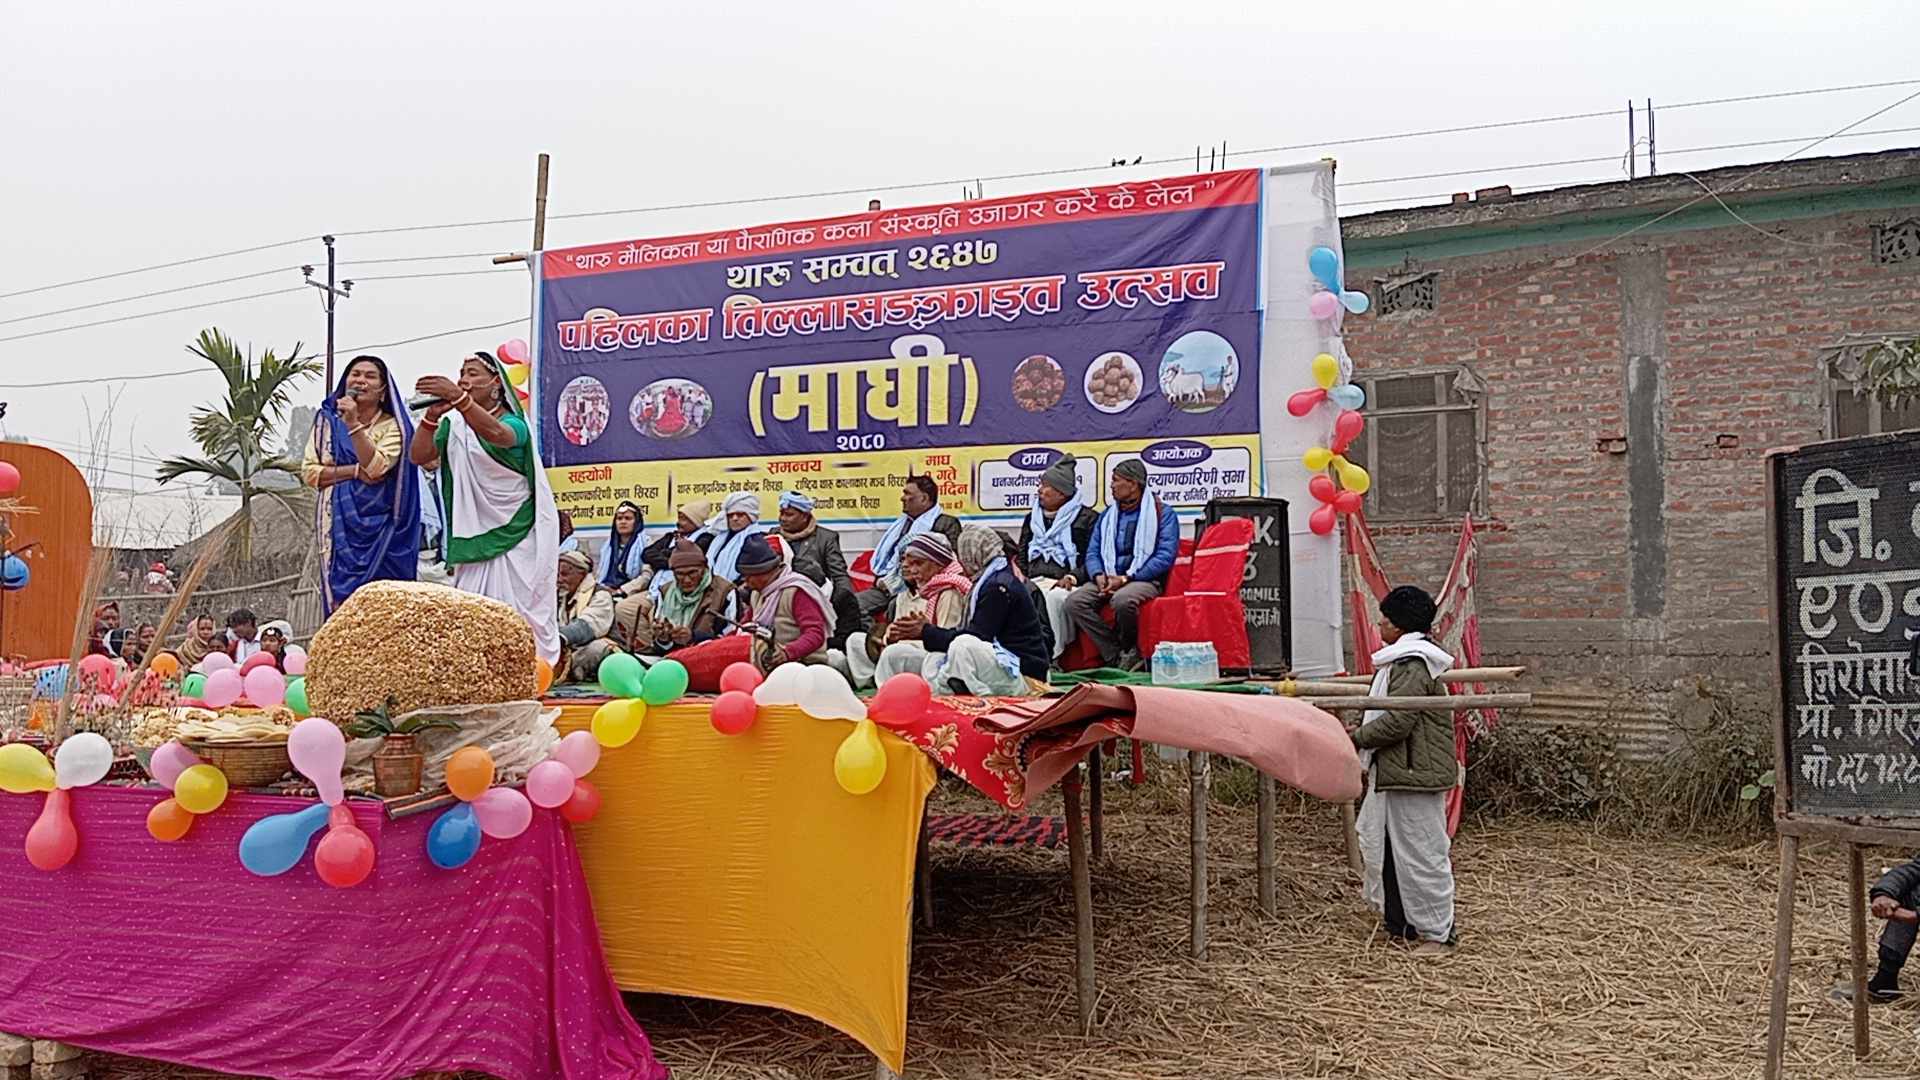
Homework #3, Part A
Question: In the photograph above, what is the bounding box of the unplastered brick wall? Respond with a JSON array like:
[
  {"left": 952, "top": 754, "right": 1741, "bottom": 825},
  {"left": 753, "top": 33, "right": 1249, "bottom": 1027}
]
[{"left": 1339, "top": 204, "right": 1920, "bottom": 733}]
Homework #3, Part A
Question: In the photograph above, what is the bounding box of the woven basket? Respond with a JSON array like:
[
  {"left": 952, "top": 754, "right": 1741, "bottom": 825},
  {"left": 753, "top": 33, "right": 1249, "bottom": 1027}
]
[{"left": 181, "top": 739, "right": 292, "bottom": 789}]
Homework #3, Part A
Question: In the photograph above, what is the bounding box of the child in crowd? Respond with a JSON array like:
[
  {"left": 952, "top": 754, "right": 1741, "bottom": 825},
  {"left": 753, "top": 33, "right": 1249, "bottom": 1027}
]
[
  {"left": 258, "top": 621, "right": 293, "bottom": 672},
  {"left": 226, "top": 609, "right": 261, "bottom": 662}
]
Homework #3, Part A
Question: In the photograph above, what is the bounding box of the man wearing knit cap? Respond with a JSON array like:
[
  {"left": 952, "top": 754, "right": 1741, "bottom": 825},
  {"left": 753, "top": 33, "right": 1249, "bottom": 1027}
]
[
  {"left": 636, "top": 538, "right": 735, "bottom": 653},
  {"left": 1015, "top": 453, "right": 1099, "bottom": 658},
  {"left": 1064, "top": 458, "right": 1180, "bottom": 669},
  {"left": 777, "top": 490, "right": 858, "bottom": 646},
  {"left": 554, "top": 549, "right": 619, "bottom": 683}
]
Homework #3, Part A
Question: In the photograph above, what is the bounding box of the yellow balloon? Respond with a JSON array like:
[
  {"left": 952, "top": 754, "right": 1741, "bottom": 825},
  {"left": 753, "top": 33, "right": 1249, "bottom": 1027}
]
[
  {"left": 591, "top": 698, "right": 646, "bottom": 748},
  {"left": 174, "top": 764, "right": 229, "bottom": 815},
  {"left": 834, "top": 718, "right": 887, "bottom": 796},
  {"left": 504, "top": 362, "right": 530, "bottom": 387},
  {"left": 1302, "top": 447, "right": 1333, "bottom": 472},
  {"left": 1339, "top": 462, "right": 1373, "bottom": 494},
  {"left": 0, "top": 743, "right": 54, "bottom": 794},
  {"left": 1311, "top": 353, "right": 1340, "bottom": 390}
]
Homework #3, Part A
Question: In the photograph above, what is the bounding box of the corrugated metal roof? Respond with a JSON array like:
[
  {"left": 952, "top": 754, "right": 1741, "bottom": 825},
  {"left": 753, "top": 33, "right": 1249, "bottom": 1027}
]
[
  {"left": 91, "top": 486, "right": 241, "bottom": 549},
  {"left": 1498, "top": 690, "right": 1675, "bottom": 762}
]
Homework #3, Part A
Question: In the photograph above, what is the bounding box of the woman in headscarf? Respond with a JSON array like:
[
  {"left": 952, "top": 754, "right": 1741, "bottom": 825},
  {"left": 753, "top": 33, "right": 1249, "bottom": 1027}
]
[
  {"left": 1350, "top": 584, "right": 1458, "bottom": 956},
  {"left": 408, "top": 351, "right": 561, "bottom": 664},
  {"left": 838, "top": 532, "right": 969, "bottom": 689},
  {"left": 880, "top": 525, "right": 1049, "bottom": 696},
  {"left": 776, "top": 490, "right": 858, "bottom": 645},
  {"left": 304, "top": 354, "right": 421, "bottom": 613},
  {"left": 87, "top": 602, "right": 121, "bottom": 658},
  {"left": 174, "top": 613, "right": 224, "bottom": 668}
]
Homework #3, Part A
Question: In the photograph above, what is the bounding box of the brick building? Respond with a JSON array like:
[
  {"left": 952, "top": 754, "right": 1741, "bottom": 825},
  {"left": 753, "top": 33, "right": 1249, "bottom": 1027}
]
[{"left": 1338, "top": 148, "right": 1920, "bottom": 752}]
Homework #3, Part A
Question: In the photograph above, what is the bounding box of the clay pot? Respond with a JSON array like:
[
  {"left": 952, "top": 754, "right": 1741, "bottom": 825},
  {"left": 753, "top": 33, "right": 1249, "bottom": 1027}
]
[{"left": 372, "top": 732, "right": 423, "bottom": 798}]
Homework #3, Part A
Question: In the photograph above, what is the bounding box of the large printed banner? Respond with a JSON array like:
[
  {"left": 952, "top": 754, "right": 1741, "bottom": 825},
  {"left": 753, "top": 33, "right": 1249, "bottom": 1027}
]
[{"left": 536, "top": 169, "right": 1264, "bottom": 530}]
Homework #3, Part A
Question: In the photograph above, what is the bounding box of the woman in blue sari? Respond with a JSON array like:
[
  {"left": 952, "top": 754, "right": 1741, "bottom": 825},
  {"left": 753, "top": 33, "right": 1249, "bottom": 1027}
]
[{"left": 303, "top": 355, "right": 422, "bottom": 612}]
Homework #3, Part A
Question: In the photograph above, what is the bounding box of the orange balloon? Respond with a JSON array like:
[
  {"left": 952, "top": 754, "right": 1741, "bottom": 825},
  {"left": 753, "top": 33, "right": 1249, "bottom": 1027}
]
[
  {"left": 445, "top": 746, "right": 496, "bottom": 802},
  {"left": 147, "top": 797, "right": 194, "bottom": 842},
  {"left": 150, "top": 652, "right": 181, "bottom": 679},
  {"left": 533, "top": 657, "right": 554, "bottom": 697}
]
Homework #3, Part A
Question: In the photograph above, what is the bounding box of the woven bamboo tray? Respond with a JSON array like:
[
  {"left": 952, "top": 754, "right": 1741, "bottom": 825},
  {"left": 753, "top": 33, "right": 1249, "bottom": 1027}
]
[{"left": 181, "top": 739, "right": 292, "bottom": 788}]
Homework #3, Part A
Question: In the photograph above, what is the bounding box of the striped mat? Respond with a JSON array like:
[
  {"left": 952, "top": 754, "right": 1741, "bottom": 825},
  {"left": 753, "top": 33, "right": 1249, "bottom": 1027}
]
[{"left": 926, "top": 813, "right": 1065, "bottom": 849}]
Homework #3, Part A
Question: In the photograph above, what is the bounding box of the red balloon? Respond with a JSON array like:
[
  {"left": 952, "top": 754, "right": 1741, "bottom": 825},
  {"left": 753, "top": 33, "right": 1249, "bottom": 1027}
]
[
  {"left": 314, "top": 820, "right": 376, "bottom": 889},
  {"left": 560, "top": 779, "right": 601, "bottom": 824},
  {"left": 1307, "top": 474, "right": 1337, "bottom": 504},
  {"left": 1334, "top": 491, "right": 1365, "bottom": 515},
  {"left": 870, "top": 673, "right": 932, "bottom": 730},
  {"left": 239, "top": 651, "right": 279, "bottom": 675},
  {"left": 0, "top": 461, "right": 19, "bottom": 496},
  {"left": 711, "top": 690, "right": 758, "bottom": 735},
  {"left": 718, "top": 662, "right": 764, "bottom": 695},
  {"left": 1331, "top": 410, "right": 1366, "bottom": 454},
  {"left": 1308, "top": 504, "right": 1338, "bottom": 536},
  {"left": 1285, "top": 389, "right": 1327, "bottom": 417},
  {"left": 26, "top": 790, "right": 77, "bottom": 872}
]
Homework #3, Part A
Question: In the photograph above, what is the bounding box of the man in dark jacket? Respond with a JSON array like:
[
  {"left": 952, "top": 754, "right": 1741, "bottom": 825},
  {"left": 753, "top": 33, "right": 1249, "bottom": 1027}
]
[
  {"left": 641, "top": 499, "right": 716, "bottom": 574},
  {"left": 1861, "top": 856, "right": 1920, "bottom": 1002},
  {"left": 1015, "top": 454, "right": 1099, "bottom": 659},
  {"left": 854, "top": 475, "right": 964, "bottom": 624},
  {"left": 887, "top": 526, "right": 1049, "bottom": 696},
  {"left": 777, "top": 490, "right": 859, "bottom": 647},
  {"left": 1351, "top": 584, "right": 1458, "bottom": 956}
]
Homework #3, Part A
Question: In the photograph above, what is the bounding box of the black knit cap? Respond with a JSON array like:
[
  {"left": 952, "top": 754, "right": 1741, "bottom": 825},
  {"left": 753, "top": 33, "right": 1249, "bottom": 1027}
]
[{"left": 1379, "top": 585, "right": 1437, "bottom": 634}]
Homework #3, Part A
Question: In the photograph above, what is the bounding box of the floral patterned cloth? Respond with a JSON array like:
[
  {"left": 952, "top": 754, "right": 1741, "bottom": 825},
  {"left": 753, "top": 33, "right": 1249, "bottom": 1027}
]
[{"left": 893, "top": 694, "right": 1132, "bottom": 810}]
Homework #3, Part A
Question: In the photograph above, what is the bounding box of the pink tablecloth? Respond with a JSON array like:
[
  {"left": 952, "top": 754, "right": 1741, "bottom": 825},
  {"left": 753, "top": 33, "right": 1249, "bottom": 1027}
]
[{"left": 0, "top": 786, "right": 668, "bottom": 1080}]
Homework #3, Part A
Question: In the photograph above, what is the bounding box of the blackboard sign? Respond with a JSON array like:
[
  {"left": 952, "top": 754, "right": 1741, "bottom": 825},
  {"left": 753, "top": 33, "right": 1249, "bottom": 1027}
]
[
  {"left": 1204, "top": 497, "right": 1291, "bottom": 675},
  {"left": 1771, "top": 431, "right": 1920, "bottom": 819}
]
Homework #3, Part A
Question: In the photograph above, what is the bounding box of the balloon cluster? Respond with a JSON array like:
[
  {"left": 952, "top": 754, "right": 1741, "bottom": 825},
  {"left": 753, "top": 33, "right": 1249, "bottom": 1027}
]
[
  {"left": 0, "top": 734, "right": 114, "bottom": 870},
  {"left": 498, "top": 338, "right": 533, "bottom": 408},
  {"left": 586, "top": 655, "right": 687, "bottom": 749},
  {"left": 183, "top": 650, "right": 308, "bottom": 714},
  {"left": 1307, "top": 246, "right": 1370, "bottom": 319},
  {"left": 238, "top": 718, "right": 371, "bottom": 886},
  {"left": 747, "top": 664, "right": 933, "bottom": 795},
  {"left": 428, "top": 731, "right": 602, "bottom": 872},
  {"left": 144, "top": 740, "right": 229, "bottom": 843}
]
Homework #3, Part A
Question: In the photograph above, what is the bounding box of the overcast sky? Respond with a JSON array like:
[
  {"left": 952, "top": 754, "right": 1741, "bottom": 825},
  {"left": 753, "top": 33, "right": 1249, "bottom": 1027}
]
[{"left": 4, "top": 0, "right": 1917, "bottom": 495}]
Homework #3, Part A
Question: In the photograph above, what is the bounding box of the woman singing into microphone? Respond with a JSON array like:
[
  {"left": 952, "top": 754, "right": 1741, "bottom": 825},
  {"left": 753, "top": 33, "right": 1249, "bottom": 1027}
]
[{"left": 303, "top": 355, "right": 421, "bottom": 611}]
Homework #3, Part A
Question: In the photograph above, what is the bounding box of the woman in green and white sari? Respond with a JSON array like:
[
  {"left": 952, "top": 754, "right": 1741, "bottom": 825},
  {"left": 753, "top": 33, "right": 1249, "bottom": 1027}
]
[{"left": 409, "top": 351, "right": 561, "bottom": 664}]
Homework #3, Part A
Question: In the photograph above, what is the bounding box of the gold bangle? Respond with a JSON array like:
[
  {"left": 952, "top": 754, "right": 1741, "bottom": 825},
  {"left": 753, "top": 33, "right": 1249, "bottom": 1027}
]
[
  {"left": 452, "top": 392, "right": 474, "bottom": 411},
  {"left": 347, "top": 424, "right": 368, "bottom": 437}
]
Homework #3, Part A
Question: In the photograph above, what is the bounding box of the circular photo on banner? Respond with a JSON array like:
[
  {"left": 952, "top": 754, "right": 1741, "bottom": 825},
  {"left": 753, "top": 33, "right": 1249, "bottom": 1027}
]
[
  {"left": 630, "top": 378, "right": 713, "bottom": 440},
  {"left": 1158, "top": 330, "right": 1239, "bottom": 414},
  {"left": 1012, "top": 355, "right": 1066, "bottom": 413},
  {"left": 557, "top": 376, "right": 610, "bottom": 446},
  {"left": 1084, "top": 351, "right": 1141, "bottom": 414}
]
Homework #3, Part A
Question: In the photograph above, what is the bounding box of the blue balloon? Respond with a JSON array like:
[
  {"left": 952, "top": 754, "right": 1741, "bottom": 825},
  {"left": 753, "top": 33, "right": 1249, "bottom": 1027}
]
[
  {"left": 1340, "top": 289, "right": 1371, "bottom": 314},
  {"left": 239, "top": 803, "right": 331, "bottom": 877},
  {"left": 0, "top": 555, "right": 26, "bottom": 591},
  {"left": 1328, "top": 383, "right": 1367, "bottom": 411},
  {"left": 426, "top": 802, "right": 483, "bottom": 870},
  {"left": 32, "top": 665, "right": 67, "bottom": 701},
  {"left": 1307, "top": 246, "right": 1343, "bottom": 292}
]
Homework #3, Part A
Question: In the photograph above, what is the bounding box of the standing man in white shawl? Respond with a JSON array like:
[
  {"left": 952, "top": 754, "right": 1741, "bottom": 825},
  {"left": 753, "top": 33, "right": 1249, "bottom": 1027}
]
[
  {"left": 1350, "top": 585, "right": 1458, "bottom": 956},
  {"left": 1064, "top": 459, "right": 1179, "bottom": 670},
  {"left": 409, "top": 352, "right": 561, "bottom": 664},
  {"left": 853, "top": 474, "right": 963, "bottom": 625}
]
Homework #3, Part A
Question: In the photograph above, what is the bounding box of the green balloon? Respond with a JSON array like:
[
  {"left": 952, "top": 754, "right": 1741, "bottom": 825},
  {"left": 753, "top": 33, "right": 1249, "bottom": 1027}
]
[
  {"left": 600, "top": 652, "right": 647, "bottom": 699},
  {"left": 640, "top": 659, "right": 689, "bottom": 706},
  {"left": 285, "top": 676, "right": 310, "bottom": 717},
  {"left": 182, "top": 673, "right": 207, "bottom": 699}
]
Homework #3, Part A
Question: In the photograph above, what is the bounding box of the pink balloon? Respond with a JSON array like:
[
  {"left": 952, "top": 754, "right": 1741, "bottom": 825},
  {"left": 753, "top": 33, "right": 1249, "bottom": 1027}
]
[
  {"left": 718, "top": 662, "right": 764, "bottom": 695},
  {"left": 472, "top": 787, "right": 534, "bottom": 839},
  {"left": 243, "top": 666, "right": 285, "bottom": 708},
  {"left": 201, "top": 668, "right": 243, "bottom": 708},
  {"left": 77, "top": 654, "right": 117, "bottom": 694},
  {"left": 551, "top": 730, "right": 601, "bottom": 779},
  {"left": 288, "top": 717, "right": 346, "bottom": 805},
  {"left": 497, "top": 338, "right": 530, "bottom": 365},
  {"left": 282, "top": 647, "right": 307, "bottom": 676},
  {"left": 149, "top": 741, "right": 200, "bottom": 791},
  {"left": 198, "top": 652, "right": 235, "bottom": 675},
  {"left": 1309, "top": 291, "right": 1341, "bottom": 320},
  {"left": 526, "top": 760, "right": 576, "bottom": 808},
  {"left": 239, "top": 651, "right": 278, "bottom": 675}
]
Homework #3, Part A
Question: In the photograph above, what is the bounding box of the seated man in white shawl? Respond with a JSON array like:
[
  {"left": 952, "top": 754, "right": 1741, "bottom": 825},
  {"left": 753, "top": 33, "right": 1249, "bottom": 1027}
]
[
  {"left": 554, "top": 550, "right": 620, "bottom": 684},
  {"left": 1013, "top": 454, "right": 1099, "bottom": 658},
  {"left": 648, "top": 491, "right": 761, "bottom": 614},
  {"left": 410, "top": 352, "right": 561, "bottom": 664},
  {"left": 853, "top": 475, "right": 963, "bottom": 625},
  {"left": 1350, "top": 585, "right": 1458, "bottom": 957},
  {"left": 1063, "top": 459, "right": 1179, "bottom": 670}
]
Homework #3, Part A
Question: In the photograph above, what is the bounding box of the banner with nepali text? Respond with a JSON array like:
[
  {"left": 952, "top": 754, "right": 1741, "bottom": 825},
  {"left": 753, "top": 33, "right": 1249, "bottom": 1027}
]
[{"left": 535, "top": 169, "right": 1264, "bottom": 531}]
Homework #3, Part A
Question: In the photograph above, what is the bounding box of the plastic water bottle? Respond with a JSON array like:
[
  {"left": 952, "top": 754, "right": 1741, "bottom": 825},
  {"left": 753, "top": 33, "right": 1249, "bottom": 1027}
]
[{"left": 1193, "top": 642, "right": 1219, "bottom": 684}]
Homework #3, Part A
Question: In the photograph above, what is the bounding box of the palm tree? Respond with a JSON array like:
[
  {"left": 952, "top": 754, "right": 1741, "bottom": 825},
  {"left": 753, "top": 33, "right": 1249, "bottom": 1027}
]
[{"left": 156, "top": 328, "right": 322, "bottom": 559}]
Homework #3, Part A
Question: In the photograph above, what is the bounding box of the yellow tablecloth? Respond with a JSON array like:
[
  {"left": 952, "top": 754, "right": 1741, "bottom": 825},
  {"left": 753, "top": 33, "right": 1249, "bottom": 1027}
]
[{"left": 556, "top": 702, "right": 935, "bottom": 1074}]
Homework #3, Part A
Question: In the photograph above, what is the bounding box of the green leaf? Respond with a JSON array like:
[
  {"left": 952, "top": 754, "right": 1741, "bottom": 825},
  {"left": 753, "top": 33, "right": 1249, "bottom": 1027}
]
[
  {"left": 1740, "top": 784, "right": 1761, "bottom": 802},
  {"left": 1757, "top": 770, "right": 1775, "bottom": 788}
]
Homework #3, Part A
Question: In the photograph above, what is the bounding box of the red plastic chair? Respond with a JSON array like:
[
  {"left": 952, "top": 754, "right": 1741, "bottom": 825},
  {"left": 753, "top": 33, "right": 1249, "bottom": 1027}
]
[{"left": 1138, "top": 517, "right": 1253, "bottom": 670}]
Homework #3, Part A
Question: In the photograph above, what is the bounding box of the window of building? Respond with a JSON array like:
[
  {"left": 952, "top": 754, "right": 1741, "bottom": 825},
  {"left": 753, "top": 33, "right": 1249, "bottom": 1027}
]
[
  {"left": 1872, "top": 218, "right": 1920, "bottom": 266},
  {"left": 1827, "top": 336, "right": 1920, "bottom": 437},
  {"left": 1374, "top": 271, "right": 1438, "bottom": 316},
  {"left": 1833, "top": 388, "right": 1920, "bottom": 438},
  {"left": 1341, "top": 369, "right": 1483, "bottom": 520}
]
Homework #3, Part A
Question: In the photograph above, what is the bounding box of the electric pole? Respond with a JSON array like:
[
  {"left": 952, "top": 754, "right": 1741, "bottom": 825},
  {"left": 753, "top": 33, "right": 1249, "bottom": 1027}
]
[{"left": 302, "top": 235, "right": 353, "bottom": 388}]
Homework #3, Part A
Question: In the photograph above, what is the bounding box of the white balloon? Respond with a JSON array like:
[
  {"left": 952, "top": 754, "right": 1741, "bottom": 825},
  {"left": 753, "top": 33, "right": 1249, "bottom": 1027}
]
[
  {"left": 54, "top": 732, "right": 114, "bottom": 790},
  {"left": 752, "top": 662, "right": 809, "bottom": 707},
  {"left": 797, "top": 665, "right": 867, "bottom": 721}
]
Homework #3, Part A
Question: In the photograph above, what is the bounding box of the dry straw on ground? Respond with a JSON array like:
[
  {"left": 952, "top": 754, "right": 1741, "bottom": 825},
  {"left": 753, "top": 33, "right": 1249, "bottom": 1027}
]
[
  {"left": 92, "top": 769, "right": 1920, "bottom": 1080},
  {"left": 303, "top": 581, "right": 536, "bottom": 720}
]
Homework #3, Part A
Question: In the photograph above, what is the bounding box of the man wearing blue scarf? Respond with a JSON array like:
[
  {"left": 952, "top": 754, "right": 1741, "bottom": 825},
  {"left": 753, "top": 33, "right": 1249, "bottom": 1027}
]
[
  {"left": 1064, "top": 459, "right": 1179, "bottom": 670},
  {"left": 853, "top": 475, "right": 963, "bottom": 626},
  {"left": 1014, "top": 454, "right": 1100, "bottom": 659},
  {"left": 302, "top": 355, "right": 421, "bottom": 612}
]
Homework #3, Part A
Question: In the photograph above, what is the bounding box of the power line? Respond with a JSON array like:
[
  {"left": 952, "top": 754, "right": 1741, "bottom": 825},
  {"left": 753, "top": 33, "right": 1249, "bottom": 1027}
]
[
  {"left": 349, "top": 269, "right": 523, "bottom": 282},
  {"left": 0, "top": 266, "right": 304, "bottom": 327},
  {"left": 0, "top": 287, "right": 309, "bottom": 345},
  {"left": 0, "top": 367, "right": 207, "bottom": 389},
  {"left": 0, "top": 236, "right": 316, "bottom": 301}
]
